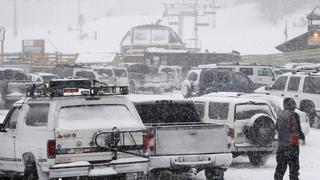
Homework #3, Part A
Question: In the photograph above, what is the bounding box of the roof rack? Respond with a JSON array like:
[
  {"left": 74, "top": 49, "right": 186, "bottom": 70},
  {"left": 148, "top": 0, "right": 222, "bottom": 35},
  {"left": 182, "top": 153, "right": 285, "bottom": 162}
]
[{"left": 26, "top": 80, "right": 129, "bottom": 98}]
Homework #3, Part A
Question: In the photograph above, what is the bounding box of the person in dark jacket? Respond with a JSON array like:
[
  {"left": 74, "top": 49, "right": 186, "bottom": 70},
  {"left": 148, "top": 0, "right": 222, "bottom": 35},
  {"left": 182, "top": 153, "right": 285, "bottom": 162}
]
[{"left": 274, "top": 98, "right": 305, "bottom": 180}]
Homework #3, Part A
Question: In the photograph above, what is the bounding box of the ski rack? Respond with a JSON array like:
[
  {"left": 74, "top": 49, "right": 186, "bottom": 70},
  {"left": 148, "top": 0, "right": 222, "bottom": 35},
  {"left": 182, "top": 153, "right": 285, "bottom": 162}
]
[{"left": 26, "top": 80, "right": 129, "bottom": 98}]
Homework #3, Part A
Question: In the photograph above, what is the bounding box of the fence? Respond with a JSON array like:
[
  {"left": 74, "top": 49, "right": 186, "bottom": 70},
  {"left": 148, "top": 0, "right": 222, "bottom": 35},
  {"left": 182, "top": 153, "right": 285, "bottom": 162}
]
[
  {"left": 1, "top": 52, "right": 78, "bottom": 67},
  {"left": 241, "top": 49, "right": 320, "bottom": 66}
]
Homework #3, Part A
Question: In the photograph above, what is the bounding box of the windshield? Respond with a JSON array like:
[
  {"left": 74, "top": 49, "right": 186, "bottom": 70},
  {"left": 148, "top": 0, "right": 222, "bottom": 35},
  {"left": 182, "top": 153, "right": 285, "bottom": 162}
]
[
  {"left": 303, "top": 76, "right": 320, "bottom": 94},
  {"left": 58, "top": 105, "right": 138, "bottom": 130},
  {"left": 235, "top": 103, "right": 274, "bottom": 120},
  {"left": 113, "top": 69, "right": 127, "bottom": 77},
  {"left": 135, "top": 102, "right": 201, "bottom": 124},
  {"left": 94, "top": 69, "right": 113, "bottom": 77}
]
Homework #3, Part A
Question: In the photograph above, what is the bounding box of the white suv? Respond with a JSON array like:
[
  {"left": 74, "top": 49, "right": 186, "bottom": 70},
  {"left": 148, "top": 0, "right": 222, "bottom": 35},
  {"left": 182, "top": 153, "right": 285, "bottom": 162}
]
[
  {"left": 0, "top": 82, "right": 148, "bottom": 179},
  {"left": 192, "top": 96, "right": 277, "bottom": 166},
  {"left": 256, "top": 72, "right": 320, "bottom": 128}
]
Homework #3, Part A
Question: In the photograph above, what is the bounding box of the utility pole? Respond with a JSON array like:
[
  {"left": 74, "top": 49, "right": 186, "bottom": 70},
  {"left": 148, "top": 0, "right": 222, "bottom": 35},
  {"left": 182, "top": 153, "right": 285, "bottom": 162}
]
[
  {"left": 13, "top": 0, "right": 18, "bottom": 36},
  {"left": 0, "top": 27, "right": 5, "bottom": 65}
]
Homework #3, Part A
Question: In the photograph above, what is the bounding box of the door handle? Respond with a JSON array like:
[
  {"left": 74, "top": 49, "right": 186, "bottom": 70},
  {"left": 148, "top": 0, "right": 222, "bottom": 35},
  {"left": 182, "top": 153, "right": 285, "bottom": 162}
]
[
  {"left": 295, "top": 95, "right": 298, "bottom": 98},
  {"left": 12, "top": 135, "right": 16, "bottom": 138},
  {"left": 281, "top": 94, "right": 284, "bottom": 96}
]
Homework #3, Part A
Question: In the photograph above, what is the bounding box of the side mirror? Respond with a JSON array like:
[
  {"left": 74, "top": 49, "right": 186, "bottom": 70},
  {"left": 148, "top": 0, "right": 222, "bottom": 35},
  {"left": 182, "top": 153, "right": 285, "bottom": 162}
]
[
  {"left": 0, "top": 124, "right": 6, "bottom": 132},
  {"left": 265, "top": 85, "right": 272, "bottom": 90}
]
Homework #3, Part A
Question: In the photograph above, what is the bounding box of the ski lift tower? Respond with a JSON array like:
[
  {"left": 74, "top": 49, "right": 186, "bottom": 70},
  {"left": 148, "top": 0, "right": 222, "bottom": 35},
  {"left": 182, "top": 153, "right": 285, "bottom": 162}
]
[{"left": 163, "top": 0, "right": 220, "bottom": 52}]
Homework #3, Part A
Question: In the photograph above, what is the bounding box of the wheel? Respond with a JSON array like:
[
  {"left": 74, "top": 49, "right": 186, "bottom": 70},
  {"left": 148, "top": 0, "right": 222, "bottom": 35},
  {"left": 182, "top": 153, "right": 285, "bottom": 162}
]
[
  {"left": 205, "top": 168, "right": 224, "bottom": 180},
  {"left": 243, "top": 114, "right": 276, "bottom": 146},
  {"left": 248, "top": 152, "right": 269, "bottom": 166},
  {"left": 181, "top": 83, "right": 191, "bottom": 98},
  {"left": 129, "top": 81, "right": 136, "bottom": 94},
  {"left": 23, "top": 163, "right": 38, "bottom": 180}
]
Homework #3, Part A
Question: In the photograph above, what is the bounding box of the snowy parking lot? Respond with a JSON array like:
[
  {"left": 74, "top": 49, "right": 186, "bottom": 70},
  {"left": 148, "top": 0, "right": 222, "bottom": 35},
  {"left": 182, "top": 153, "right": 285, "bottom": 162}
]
[{"left": 0, "top": 92, "right": 318, "bottom": 180}]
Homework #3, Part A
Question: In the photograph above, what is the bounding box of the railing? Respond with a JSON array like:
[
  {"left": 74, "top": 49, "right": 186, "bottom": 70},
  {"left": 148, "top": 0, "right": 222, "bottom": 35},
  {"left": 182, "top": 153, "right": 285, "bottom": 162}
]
[
  {"left": 1, "top": 52, "right": 78, "bottom": 66},
  {"left": 241, "top": 49, "right": 320, "bottom": 66}
]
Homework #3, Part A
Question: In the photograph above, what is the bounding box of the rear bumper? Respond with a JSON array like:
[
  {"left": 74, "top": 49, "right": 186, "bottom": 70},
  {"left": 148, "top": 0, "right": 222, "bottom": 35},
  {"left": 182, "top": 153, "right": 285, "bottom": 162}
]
[
  {"left": 49, "top": 157, "right": 149, "bottom": 178},
  {"left": 149, "top": 153, "right": 232, "bottom": 170},
  {"left": 232, "top": 141, "right": 278, "bottom": 153}
]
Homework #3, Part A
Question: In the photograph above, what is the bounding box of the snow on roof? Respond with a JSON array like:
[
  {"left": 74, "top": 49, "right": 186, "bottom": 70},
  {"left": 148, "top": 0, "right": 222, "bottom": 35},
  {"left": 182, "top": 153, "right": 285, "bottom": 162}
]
[
  {"left": 76, "top": 53, "right": 117, "bottom": 64},
  {"left": 192, "top": 95, "right": 267, "bottom": 104},
  {"left": 145, "top": 48, "right": 189, "bottom": 53}
]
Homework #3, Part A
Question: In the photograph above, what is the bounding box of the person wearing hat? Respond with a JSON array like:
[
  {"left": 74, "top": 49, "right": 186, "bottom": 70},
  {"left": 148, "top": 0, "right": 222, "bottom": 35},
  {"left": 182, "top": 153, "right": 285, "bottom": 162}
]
[{"left": 274, "top": 97, "right": 305, "bottom": 180}]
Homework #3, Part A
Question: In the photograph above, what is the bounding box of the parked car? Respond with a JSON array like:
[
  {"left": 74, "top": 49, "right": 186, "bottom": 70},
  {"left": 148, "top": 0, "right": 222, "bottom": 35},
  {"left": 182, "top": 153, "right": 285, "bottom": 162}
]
[
  {"left": 73, "top": 65, "right": 129, "bottom": 86},
  {"left": 119, "top": 63, "right": 170, "bottom": 94},
  {"left": 255, "top": 71, "right": 320, "bottom": 128},
  {"left": 27, "top": 73, "right": 58, "bottom": 83},
  {"left": 199, "top": 63, "right": 277, "bottom": 86},
  {"left": 159, "top": 65, "right": 183, "bottom": 90},
  {"left": 0, "top": 81, "right": 148, "bottom": 179},
  {"left": 134, "top": 99, "right": 232, "bottom": 180},
  {"left": 181, "top": 68, "right": 256, "bottom": 98},
  {"left": 0, "top": 68, "right": 34, "bottom": 108},
  {"left": 192, "top": 96, "right": 277, "bottom": 166}
]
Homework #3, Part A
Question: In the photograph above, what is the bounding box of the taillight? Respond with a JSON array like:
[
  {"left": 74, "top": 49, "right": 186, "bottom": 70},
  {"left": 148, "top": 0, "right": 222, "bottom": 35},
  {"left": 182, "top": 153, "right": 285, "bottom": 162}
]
[
  {"left": 227, "top": 128, "right": 234, "bottom": 149},
  {"left": 143, "top": 133, "right": 155, "bottom": 153},
  {"left": 198, "top": 84, "right": 204, "bottom": 92},
  {"left": 64, "top": 88, "right": 79, "bottom": 93},
  {"left": 47, "top": 140, "right": 56, "bottom": 159},
  {"left": 228, "top": 128, "right": 234, "bottom": 138}
]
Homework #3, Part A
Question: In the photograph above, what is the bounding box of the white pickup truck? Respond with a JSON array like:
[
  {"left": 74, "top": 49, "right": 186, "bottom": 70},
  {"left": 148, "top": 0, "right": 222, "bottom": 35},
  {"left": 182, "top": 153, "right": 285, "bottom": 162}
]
[
  {"left": 134, "top": 99, "right": 232, "bottom": 180},
  {"left": 0, "top": 81, "right": 148, "bottom": 180}
]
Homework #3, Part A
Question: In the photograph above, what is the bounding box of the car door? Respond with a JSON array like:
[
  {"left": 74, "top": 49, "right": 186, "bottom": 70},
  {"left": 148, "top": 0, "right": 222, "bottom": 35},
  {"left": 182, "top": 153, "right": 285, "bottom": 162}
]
[
  {"left": 286, "top": 76, "right": 302, "bottom": 104},
  {"left": 0, "top": 107, "right": 21, "bottom": 171},
  {"left": 268, "top": 76, "right": 289, "bottom": 97}
]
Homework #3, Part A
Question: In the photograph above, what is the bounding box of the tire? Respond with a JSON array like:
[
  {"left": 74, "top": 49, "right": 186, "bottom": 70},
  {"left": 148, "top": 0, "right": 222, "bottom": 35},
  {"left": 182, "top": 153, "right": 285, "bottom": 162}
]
[
  {"left": 248, "top": 152, "right": 270, "bottom": 166},
  {"left": 243, "top": 114, "right": 276, "bottom": 146},
  {"left": 129, "top": 81, "right": 136, "bottom": 94},
  {"left": 181, "top": 83, "right": 191, "bottom": 98},
  {"left": 205, "top": 168, "right": 224, "bottom": 180},
  {"left": 23, "top": 163, "right": 38, "bottom": 180}
]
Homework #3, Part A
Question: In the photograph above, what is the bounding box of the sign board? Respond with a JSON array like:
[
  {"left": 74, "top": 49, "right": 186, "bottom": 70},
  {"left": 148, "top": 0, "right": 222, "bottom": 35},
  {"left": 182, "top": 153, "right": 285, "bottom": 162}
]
[
  {"left": 22, "top": 39, "right": 45, "bottom": 54},
  {"left": 0, "top": 27, "right": 5, "bottom": 41}
]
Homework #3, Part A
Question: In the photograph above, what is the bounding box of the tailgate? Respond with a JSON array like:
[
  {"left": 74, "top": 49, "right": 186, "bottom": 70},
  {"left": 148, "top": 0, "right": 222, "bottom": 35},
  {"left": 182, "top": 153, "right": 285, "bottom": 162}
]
[
  {"left": 150, "top": 123, "right": 229, "bottom": 156},
  {"left": 55, "top": 129, "right": 144, "bottom": 164}
]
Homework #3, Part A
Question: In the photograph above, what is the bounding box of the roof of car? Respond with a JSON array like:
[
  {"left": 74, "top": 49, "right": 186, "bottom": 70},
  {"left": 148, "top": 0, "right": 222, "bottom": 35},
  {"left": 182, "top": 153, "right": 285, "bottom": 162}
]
[
  {"left": 192, "top": 95, "right": 268, "bottom": 104},
  {"left": 30, "top": 72, "right": 57, "bottom": 76}
]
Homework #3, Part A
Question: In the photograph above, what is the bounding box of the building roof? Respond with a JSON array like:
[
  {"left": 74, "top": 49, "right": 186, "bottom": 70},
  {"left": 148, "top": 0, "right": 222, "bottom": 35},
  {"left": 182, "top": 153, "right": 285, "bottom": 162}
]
[
  {"left": 275, "top": 31, "right": 319, "bottom": 52},
  {"left": 307, "top": 6, "right": 320, "bottom": 20}
]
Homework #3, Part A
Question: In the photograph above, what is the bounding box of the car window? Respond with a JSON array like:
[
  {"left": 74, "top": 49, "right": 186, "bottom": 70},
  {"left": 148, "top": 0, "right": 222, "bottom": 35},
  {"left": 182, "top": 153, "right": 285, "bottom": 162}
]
[
  {"left": 216, "top": 71, "right": 231, "bottom": 83},
  {"left": 188, "top": 72, "right": 198, "bottom": 81},
  {"left": 209, "top": 102, "right": 229, "bottom": 120},
  {"left": 194, "top": 102, "right": 205, "bottom": 119},
  {"left": 239, "top": 68, "right": 254, "bottom": 76},
  {"left": 272, "top": 76, "right": 288, "bottom": 91},
  {"left": 201, "top": 70, "right": 215, "bottom": 83},
  {"left": 26, "top": 104, "right": 49, "bottom": 127},
  {"left": 94, "top": 69, "right": 113, "bottom": 77},
  {"left": 76, "top": 71, "right": 96, "bottom": 79},
  {"left": 257, "top": 67, "right": 274, "bottom": 77},
  {"left": 303, "top": 76, "right": 320, "bottom": 94},
  {"left": 287, "top": 77, "right": 301, "bottom": 91},
  {"left": 4, "top": 108, "right": 20, "bottom": 129},
  {"left": 135, "top": 102, "right": 201, "bottom": 123},
  {"left": 233, "top": 72, "right": 250, "bottom": 85}
]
